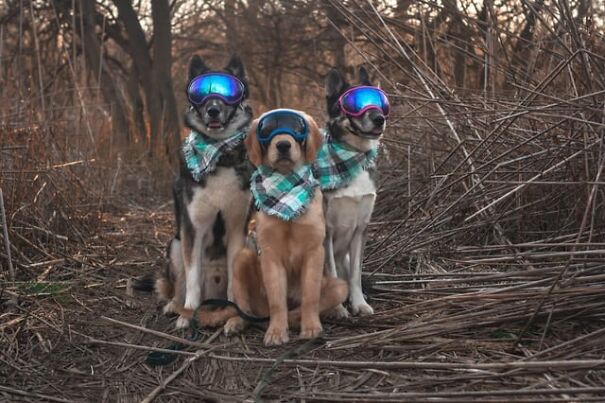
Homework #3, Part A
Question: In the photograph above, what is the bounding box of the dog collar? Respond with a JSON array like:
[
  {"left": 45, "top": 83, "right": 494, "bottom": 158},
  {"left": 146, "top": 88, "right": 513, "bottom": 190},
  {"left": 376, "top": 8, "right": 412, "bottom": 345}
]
[
  {"left": 251, "top": 164, "right": 318, "bottom": 221},
  {"left": 182, "top": 129, "right": 247, "bottom": 182},
  {"left": 313, "top": 128, "right": 378, "bottom": 191}
]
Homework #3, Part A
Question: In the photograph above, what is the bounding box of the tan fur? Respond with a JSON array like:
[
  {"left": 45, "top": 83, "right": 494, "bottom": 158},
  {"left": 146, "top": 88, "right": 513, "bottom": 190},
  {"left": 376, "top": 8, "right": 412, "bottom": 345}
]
[
  {"left": 155, "top": 277, "right": 174, "bottom": 301},
  {"left": 194, "top": 111, "right": 347, "bottom": 346}
]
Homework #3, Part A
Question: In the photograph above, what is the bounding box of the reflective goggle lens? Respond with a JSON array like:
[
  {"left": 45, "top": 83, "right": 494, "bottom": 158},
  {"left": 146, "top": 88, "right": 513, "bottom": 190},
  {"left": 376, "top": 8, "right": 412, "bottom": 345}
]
[
  {"left": 187, "top": 73, "right": 245, "bottom": 105},
  {"left": 257, "top": 110, "right": 308, "bottom": 144},
  {"left": 339, "top": 86, "right": 390, "bottom": 117}
]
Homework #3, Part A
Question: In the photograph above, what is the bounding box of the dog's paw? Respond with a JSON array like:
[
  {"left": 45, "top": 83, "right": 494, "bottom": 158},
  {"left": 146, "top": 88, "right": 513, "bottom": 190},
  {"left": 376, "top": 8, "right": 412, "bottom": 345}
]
[
  {"left": 351, "top": 302, "right": 374, "bottom": 316},
  {"left": 224, "top": 317, "right": 245, "bottom": 336},
  {"left": 300, "top": 322, "right": 323, "bottom": 339},
  {"left": 175, "top": 315, "right": 190, "bottom": 329},
  {"left": 162, "top": 300, "right": 178, "bottom": 315},
  {"left": 264, "top": 325, "right": 289, "bottom": 346},
  {"left": 323, "top": 304, "right": 350, "bottom": 319}
]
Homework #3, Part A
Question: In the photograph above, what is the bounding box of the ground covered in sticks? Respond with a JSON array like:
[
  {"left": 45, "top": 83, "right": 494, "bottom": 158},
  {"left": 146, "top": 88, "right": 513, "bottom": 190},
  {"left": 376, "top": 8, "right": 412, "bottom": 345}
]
[{"left": 2, "top": 195, "right": 605, "bottom": 402}]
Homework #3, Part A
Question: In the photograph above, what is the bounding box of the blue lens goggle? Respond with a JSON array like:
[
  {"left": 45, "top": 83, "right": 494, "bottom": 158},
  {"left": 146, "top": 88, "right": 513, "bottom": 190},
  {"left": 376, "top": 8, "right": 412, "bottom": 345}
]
[
  {"left": 339, "top": 86, "right": 390, "bottom": 117},
  {"left": 256, "top": 109, "right": 308, "bottom": 146},
  {"left": 187, "top": 72, "right": 245, "bottom": 105}
]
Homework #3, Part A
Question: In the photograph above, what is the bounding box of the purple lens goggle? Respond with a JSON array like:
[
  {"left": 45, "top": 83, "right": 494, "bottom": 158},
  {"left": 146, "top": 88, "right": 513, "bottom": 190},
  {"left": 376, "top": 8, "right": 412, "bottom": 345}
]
[
  {"left": 186, "top": 72, "right": 245, "bottom": 106},
  {"left": 338, "top": 86, "right": 390, "bottom": 118}
]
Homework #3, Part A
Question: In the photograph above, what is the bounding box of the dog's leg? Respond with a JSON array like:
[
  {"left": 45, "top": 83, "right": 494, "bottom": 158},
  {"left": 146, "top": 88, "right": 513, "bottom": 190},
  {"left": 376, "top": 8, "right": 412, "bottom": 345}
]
[
  {"left": 299, "top": 247, "right": 325, "bottom": 339},
  {"left": 224, "top": 209, "right": 247, "bottom": 301},
  {"left": 323, "top": 224, "right": 352, "bottom": 319},
  {"left": 290, "top": 276, "right": 348, "bottom": 326},
  {"left": 349, "top": 227, "right": 373, "bottom": 316},
  {"left": 260, "top": 252, "right": 289, "bottom": 346},
  {"left": 325, "top": 230, "right": 338, "bottom": 278},
  {"left": 161, "top": 238, "right": 184, "bottom": 315},
  {"left": 184, "top": 232, "right": 204, "bottom": 308},
  {"left": 177, "top": 231, "right": 203, "bottom": 328},
  {"left": 179, "top": 207, "right": 216, "bottom": 328}
]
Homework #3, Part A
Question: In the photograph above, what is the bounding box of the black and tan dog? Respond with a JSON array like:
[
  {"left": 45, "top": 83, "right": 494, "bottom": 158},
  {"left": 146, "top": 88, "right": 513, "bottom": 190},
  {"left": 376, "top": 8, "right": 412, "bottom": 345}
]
[{"left": 157, "top": 55, "right": 254, "bottom": 328}]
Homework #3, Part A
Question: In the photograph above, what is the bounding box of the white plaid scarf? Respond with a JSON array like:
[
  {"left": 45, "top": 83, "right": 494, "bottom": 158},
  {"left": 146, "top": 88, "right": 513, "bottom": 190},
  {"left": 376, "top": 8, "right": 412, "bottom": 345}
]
[{"left": 251, "top": 164, "right": 318, "bottom": 221}]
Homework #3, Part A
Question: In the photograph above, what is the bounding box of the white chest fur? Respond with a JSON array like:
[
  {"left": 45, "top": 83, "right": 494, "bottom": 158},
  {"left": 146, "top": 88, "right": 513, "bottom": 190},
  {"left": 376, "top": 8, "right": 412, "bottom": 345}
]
[
  {"left": 327, "top": 170, "right": 376, "bottom": 199},
  {"left": 324, "top": 170, "right": 376, "bottom": 229},
  {"left": 187, "top": 167, "right": 250, "bottom": 228}
]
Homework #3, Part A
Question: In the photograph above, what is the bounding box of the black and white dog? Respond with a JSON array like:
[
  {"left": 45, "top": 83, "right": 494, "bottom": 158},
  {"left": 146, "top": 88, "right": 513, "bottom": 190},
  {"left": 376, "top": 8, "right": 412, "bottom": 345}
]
[
  {"left": 157, "top": 55, "right": 253, "bottom": 328},
  {"left": 321, "top": 67, "right": 387, "bottom": 317}
]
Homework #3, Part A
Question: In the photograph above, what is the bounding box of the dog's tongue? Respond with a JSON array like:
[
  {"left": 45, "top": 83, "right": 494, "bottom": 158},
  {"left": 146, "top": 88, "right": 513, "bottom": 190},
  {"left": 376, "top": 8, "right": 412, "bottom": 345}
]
[{"left": 208, "top": 120, "right": 222, "bottom": 129}]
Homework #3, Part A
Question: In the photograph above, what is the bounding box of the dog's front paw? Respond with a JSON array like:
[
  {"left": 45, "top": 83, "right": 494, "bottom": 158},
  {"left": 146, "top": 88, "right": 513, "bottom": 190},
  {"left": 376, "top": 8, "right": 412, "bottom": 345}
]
[
  {"left": 264, "top": 325, "right": 289, "bottom": 346},
  {"left": 323, "top": 304, "right": 350, "bottom": 319},
  {"left": 175, "top": 315, "right": 190, "bottom": 329},
  {"left": 300, "top": 322, "right": 323, "bottom": 339},
  {"left": 162, "top": 300, "right": 178, "bottom": 315},
  {"left": 224, "top": 317, "right": 245, "bottom": 336},
  {"left": 351, "top": 302, "right": 374, "bottom": 316}
]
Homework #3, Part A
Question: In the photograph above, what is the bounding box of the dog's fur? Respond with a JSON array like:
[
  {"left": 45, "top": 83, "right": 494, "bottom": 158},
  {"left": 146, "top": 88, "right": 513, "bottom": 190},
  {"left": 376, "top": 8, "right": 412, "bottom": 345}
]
[
  {"left": 323, "top": 67, "right": 386, "bottom": 317},
  {"left": 157, "top": 55, "right": 254, "bottom": 328},
  {"left": 190, "top": 111, "right": 348, "bottom": 346}
]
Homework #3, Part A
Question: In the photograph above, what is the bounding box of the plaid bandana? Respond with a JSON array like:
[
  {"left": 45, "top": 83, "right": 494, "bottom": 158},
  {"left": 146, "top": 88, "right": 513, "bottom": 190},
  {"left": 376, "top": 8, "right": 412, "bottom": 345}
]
[
  {"left": 182, "top": 129, "right": 247, "bottom": 182},
  {"left": 251, "top": 164, "right": 318, "bottom": 221},
  {"left": 314, "top": 133, "right": 379, "bottom": 191}
]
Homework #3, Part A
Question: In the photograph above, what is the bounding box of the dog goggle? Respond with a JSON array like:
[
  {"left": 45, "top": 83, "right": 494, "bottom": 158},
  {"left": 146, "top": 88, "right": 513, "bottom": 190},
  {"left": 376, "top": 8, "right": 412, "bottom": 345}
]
[
  {"left": 338, "top": 86, "right": 390, "bottom": 118},
  {"left": 256, "top": 109, "right": 308, "bottom": 145},
  {"left": 187, "top": 72, "right": 245, "bottom": 105}
]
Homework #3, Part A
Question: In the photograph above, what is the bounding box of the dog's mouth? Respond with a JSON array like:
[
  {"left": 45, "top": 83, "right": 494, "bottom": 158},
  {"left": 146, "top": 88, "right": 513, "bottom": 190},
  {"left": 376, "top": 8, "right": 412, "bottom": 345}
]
[
  {"left": 349, "top": 126, "right": 383, "bottom": 139},
  {"left": 274, "top": 157, "right": 295, "bottom": 173},
  {"left": 276, "top": 155, "right": 293, "bottom": 163},
  {"left": 207, "top": 120, "right": 223, "bottom": 129}
]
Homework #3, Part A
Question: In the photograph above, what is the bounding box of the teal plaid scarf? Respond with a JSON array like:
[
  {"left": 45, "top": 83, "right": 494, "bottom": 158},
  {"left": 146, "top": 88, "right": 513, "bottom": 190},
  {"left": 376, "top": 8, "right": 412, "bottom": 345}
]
[
  {"left": 314, "top": 134, "right": 379, "bottom": 191},
  {"left": 251, "top": 164, "right": 318, "bottom": 221},
  {"left": 182, "top": 129, "right": 247, "bottom": 182}
]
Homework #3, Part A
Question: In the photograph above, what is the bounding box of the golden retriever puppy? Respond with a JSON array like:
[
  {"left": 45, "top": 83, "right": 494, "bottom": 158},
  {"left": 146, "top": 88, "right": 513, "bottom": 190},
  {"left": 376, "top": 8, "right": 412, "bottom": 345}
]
[{"left": 194, "top": 109, "right": 348, "bottom": 346}]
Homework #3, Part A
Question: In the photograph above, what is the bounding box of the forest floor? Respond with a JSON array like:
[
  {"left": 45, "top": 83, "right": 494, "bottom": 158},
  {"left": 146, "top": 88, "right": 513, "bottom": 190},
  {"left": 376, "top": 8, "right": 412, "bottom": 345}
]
[{"left": 2, "top": 197, "right": 605, "bottom": 402}]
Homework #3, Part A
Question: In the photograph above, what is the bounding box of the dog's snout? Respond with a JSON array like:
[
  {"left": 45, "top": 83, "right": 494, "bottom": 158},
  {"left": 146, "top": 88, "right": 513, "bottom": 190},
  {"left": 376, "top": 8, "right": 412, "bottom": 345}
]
[
  {"left": 276, "top": 141, "right": 291, "bottom": 153},
  {"left": 372, "top": 114, "right": 385, "bottom": 126},
  {"left": 207, "top": 106, "right": 220, "bottom": 118}
]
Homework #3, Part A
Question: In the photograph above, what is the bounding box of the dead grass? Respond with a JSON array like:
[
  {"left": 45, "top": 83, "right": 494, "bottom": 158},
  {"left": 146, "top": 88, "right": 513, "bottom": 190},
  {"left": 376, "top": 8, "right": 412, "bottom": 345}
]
[{"left": 1, "top": 200, "right": 605, "bottom": 402}]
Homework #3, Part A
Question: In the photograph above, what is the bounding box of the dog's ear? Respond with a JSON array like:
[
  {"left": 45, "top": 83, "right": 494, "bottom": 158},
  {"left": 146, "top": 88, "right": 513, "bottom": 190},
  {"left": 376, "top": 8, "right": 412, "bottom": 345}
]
[
  {"left": 225, "top": 54, "right": 246, "bottom": 81},
  {"left": 189, "top": 55, "right": 210, "bottom": 81},
  {"left": 325, "top": 68, "right": 347, "bottom": 98},
  {"left": 359, "top": 66, "right": 372, "bottom": 86},
  {"left": 303, "top": 114, "right": 323, "bottom": 163},
  {"left": 245, "top": 119, "right": 263, "bottom": 167}
]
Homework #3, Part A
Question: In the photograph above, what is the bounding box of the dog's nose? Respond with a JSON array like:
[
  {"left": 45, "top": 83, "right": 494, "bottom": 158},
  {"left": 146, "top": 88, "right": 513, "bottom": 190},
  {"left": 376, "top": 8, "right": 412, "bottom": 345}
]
[
  {"left": 276, "top": 141, "right": 291, "bottom": 153},
  {"left": 372, "top": 114, "right": 385, "bottom": 126},
  {"left": 207, "top": 106, "right": 220, "bottom": 118}
]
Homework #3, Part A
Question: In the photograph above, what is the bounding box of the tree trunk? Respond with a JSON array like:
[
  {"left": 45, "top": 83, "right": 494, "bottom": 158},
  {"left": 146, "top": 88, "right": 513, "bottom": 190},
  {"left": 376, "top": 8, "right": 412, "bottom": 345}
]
[
  {"left": 57, "top": 0, "right": 131, "bottom": 149},
  {"left": 324, "top": 4, "right": 347, "bottom": 74},
  {"left": 127, "top": 62, "right": 146, "bottom": 146},
  {"left": 151, "top": 0, "right": 180, "bottom": 159},
  {"left": 112, "top": 0, "right": 163, "bottom": 156}
]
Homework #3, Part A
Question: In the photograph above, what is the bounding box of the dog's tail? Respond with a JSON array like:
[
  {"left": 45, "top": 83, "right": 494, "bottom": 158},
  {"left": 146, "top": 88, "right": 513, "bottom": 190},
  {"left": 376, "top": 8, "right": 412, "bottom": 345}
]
[
  {"left": 132, "top": 272, "right": 155, "bottom": 292},
  {"left": 155, "top": 237, "right": 181, "bottom": 301},
  {"left": 132, "top": 238, "right": 180, "bottom": 299},
  {"left": 196, "top": 306, "right": 238, "bottom": 327}
]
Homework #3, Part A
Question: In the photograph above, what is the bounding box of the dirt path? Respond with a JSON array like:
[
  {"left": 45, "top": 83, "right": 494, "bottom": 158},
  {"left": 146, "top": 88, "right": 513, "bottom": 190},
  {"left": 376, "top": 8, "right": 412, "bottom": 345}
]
[{"left": 2, "top": 203, "right": 605, "bottom": 402}]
